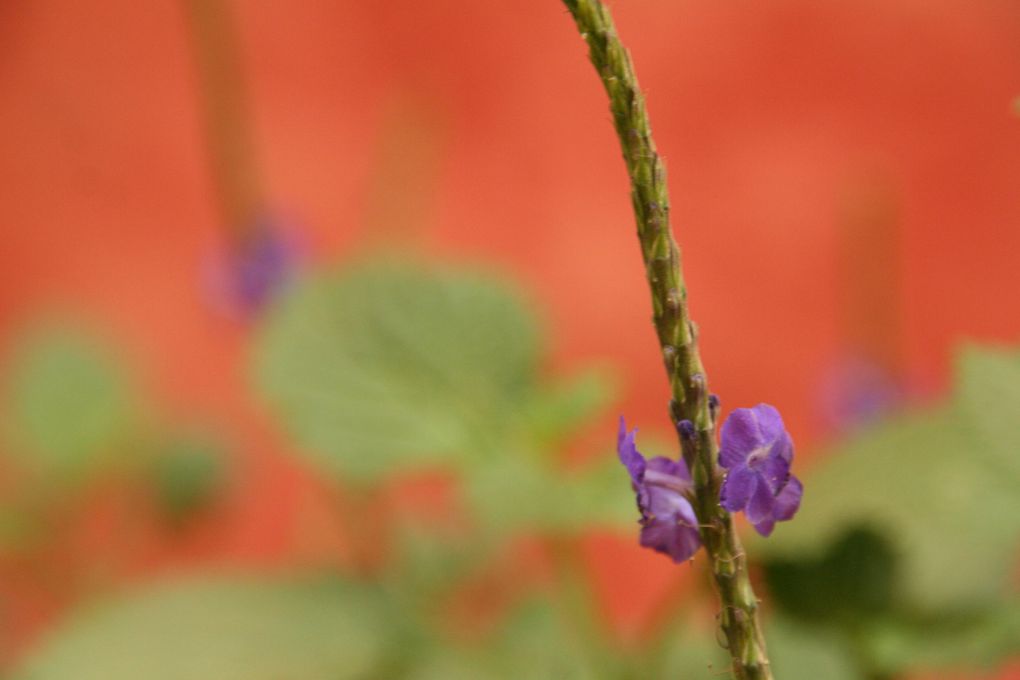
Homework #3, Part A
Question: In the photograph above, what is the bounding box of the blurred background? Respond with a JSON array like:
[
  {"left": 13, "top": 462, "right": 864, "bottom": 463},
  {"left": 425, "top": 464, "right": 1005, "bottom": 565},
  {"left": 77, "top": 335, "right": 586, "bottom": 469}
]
[{"left": 1, "top": 1, "right": 1018, "bottom": 678}]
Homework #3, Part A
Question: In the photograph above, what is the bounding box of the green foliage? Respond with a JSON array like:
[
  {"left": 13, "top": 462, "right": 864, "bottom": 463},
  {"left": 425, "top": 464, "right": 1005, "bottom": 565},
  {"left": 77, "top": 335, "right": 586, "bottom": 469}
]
[
  {"left": 408, "top": 599, "right": 605, "bottom": 680},
  {"left": 463, "top": 451, "right": 634, "bottom": 534},
  {"left": 955, "top": 345, "right": 1020, "bottom": 481},
  {"left": 758, "top": 347, "right": 1020, "bottom": 612},
  {"left": 253, "top": 259, "right": 541, "bottom": 482},
  {"left": 651, "top": 617, "right": 729, "bottom": 678},
  {"left": 758, "top": 345, "right": 1020, "bottom": 675},
  {"left": 150, "top": 434, "right": 228, "bottom": 525},
  {"left": 4, "top": 327, "right": 136, "bottom": 477},
  {"left": 404, "top": 652, "right": 503, "bottom": 680},
  {"left": 864, "top": 601, "right": 1020, "bottom": 673},
  {"left": 14, "top": 578, "right": 389, "bottom": 680},
  {"left": 255, "top": 257, "right": 634, "bottom": 533},
  {"left": 765, "top": 617, "right": 858, "bottom": 680},
  {"left": 16, "top": 258, "right": 1020, "bottom": 680},
  {"left": 765, "top": 526, "right": 898, "bottom": 626},
  {"left": 495, "top": 599, "right": 603, "bottom": 680},
  {"left": 523, "top": 369, "right": 615, "bottom": 447}
]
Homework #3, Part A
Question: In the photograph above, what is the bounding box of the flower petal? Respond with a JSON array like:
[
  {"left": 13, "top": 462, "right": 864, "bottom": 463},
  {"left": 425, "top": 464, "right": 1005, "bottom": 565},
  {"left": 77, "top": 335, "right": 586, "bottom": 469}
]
[
  {"left": 752, "top": 518, "right": 776, "bottom": 537},
  {"left": 719, "top": 409, "right": 763, "bottom": 468},
  {"left": 720, "top": 464, "right": 756, "bottom": 512},
  {"left": 746, "top": 474, "right": 776, "bottom": 525},
  {"left": 645, "top": 483, "right": 692, "bottom": 522},
  {"left": 646, "top": 455, "right": 691, "bottom": 482},
  {"left": 773, "top": 475, "right": 803, "bottom": 521},
  {"left": 616, "top": 416, "right": 646, "bottom": 484},
  {"left": 756, "top": 447, "right": 790, "bottom": 494},
  {"left": 749, "top": 403, "right": 786, "bottom": 444},
  {"left": 640, "top": 513, "right": 702, "bottom": 563},
  {"left": 768, "top": 429, "right": 794, "bottom": 465}
]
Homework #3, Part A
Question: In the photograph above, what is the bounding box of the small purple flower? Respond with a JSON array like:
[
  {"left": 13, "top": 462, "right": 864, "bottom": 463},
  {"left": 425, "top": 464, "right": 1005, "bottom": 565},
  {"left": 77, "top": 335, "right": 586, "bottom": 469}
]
[
  {"left": 617, "top": 417, "right": 702, "bottom": 563},
  {"left": 819, "top": 355, "right": 902, "bottom": 433},
  {"left": 205, "top": 214, "right": 304, "bottom": 318},
  {"left": 719, "top": 404, "right": 803, "bottom": 537}
]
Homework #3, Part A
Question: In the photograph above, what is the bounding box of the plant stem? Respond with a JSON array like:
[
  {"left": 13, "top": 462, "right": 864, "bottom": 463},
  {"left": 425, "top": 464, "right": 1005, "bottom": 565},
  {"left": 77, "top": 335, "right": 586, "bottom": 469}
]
[
  {"left": 181, "top": 0, "right": 264, "bottom": 239},
  {"left": 558, "top": 1, "right": 774, "bottom": 677}
]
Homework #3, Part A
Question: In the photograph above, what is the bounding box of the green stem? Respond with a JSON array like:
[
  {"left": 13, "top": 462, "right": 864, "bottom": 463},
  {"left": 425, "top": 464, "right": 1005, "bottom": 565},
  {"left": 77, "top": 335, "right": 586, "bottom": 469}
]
[
  {"left": 546, "top": 536, "right": 621, "bottom": 678},
  {"left": 558, "top": 1, "right": 773, "bottom": 677},
  {"left": 181, "top": 0, "right": 264, "bottom": 238}
]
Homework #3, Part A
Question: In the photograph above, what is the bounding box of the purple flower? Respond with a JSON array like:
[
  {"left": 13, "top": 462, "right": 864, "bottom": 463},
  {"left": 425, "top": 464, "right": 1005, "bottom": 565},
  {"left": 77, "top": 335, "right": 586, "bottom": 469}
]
[
  {"left": 205, "top": 215, "right": 304, "bottom": 318},
  {"left": 719, "top": 404, "right": 802, "bottom": 536},
  {"left": 819, "top": 355, "right": 902, "bottom": 433},
  {"left": 617, "top": 417, "right": 701, "bottom": 563}
]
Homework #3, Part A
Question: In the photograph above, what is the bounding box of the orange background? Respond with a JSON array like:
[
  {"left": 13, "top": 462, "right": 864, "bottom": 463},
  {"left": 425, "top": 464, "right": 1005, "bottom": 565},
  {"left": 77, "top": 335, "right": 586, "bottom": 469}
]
[{"left": 2, "top": 0, "right": 1019, "bottom": 670}]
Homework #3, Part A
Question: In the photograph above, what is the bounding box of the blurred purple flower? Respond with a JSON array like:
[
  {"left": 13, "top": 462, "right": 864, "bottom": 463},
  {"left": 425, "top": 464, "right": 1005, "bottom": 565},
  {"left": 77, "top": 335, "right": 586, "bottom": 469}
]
[
  {"left": 719, "top": 404, "right": 802, "bottom": 536},
  {"left": 205, "top": 216, "right": 303, "bottom": 318},
  {"left": 617, "top": 417, "right": 701, "bottom": 563},
  {"left": 820, "top": 356, "right": 902, "bottom": 433}
]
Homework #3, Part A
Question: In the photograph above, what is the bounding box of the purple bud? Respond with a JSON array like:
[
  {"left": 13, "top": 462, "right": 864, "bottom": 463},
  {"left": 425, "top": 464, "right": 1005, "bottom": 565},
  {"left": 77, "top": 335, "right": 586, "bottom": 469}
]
[
  {"left": 677, "top": 419, "right": 696, "bottom": 440},
  {"left": 204, "top": 214, "right": 304, "bottom": 319}
]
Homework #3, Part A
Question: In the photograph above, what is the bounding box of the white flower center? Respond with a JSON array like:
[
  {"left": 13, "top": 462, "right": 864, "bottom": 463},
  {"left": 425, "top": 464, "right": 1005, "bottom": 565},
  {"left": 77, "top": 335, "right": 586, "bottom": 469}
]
[{"left": 747, "top": 445, "right": 770, "bottom": 467}]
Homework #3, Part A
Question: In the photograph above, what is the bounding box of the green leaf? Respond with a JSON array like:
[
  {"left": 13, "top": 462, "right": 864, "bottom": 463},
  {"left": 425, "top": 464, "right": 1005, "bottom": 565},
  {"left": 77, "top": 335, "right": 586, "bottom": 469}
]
[
  {"left": 5, "top": 327, "right": 136, "bottom": 477},
  {"left": 463, "top": 430, "right": 679, "bottom": 535},
  {"left": 758, "top": 347, "right": 1020, "bottom": 673},
  {"left": 651, "top": 616, "right": 729, "bottom": 679},
  {"left": 404, "top": 651, "right": 504, "bottom": 680},
  {"left": 764, "top": 526, "right": 898, "bottom": 626},
  {"left": 149, "top": 434, "right": 228, "bottom": 526},
  {"left": 523, "top": 368, "right": 615, "bottom": 446},
  {"left": 14, "top": 577, "right": 389, "bottom": 680},
  {"left": 494, "top": 599, "right": 604, "bottom": 680},
  {"left": 765, "top": 616, "right": 859, "bottom": 680},
  {"left": 253, "top": 259, "right": 541, "bottom": 482},
  {"left": 954, "top": 345, "right": 1020, "bottom": 482},
  {"left": 405, "top": 599, "right": 604, "bottom": 680},
  {"left": 384, "top": 520, "right": 500, "bottom": 620},
  {"left": 865, "top": 602, "right": 1020, "bottom": 673},
  {"left": 758, "top": 391, "right": 1019, "bottom": 610},
  {"left": 463, "top": 451, "right": 634, "bottom": 535}
]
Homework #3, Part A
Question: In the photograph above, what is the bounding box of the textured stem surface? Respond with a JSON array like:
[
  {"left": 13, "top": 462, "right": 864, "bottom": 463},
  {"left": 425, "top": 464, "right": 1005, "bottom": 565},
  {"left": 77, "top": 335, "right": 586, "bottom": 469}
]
[{"left": 558, "top": 1, "right": 773, "bottom": 677}]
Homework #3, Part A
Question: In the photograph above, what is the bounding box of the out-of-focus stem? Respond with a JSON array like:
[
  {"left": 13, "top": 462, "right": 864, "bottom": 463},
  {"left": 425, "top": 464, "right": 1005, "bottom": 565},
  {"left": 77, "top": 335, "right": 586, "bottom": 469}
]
[
  {"left": 558, "top": 1, "right": 773, "bottom": 677},
  {"left": 181, "top": 0, "right": 264, "bottom": 239},
  {"left": 546, "top": 536, "right": 619, "bottom": 675}
]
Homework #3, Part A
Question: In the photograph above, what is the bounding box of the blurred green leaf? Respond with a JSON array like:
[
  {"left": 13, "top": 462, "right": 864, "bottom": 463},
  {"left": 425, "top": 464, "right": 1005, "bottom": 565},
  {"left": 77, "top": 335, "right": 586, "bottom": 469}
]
[
  {"left": 495, "top": 599, "right": 603, "bottom": 680},
  {"left": 5, "top": 327, "right": 136, "bottom": 477},
  {"left": 758, "top": 346, "right": 1020, "bottom": 609},
  {"left": 253, "top": 259, "right": 541, "bottom": 481},
  {"left": 464, "top": 452, "right": 634, "bottom": 534},
  {"left": 384, "top": 520, "right": 499, "bottom": 619},
  {"left": 865, "top": 601, "right": 1020, "bottom": 673},
  {"left": 764, "top": 525, "right": 898, "bottom": 626},
  {"left": 954, "top": 345, "right": 1020, "bottom": 481},
  {"left": 766, "top": 616, "right": 858, "bottom": 680},
  {"left": 463, "top": 430, "right": 679, "bottom": 535},
  {"left": 759, "top": 407, "right": 1017, "bottom": 608},
  {"left": 404, "top": 651, "right": 503, "bottom": 680},
  {"left": 651, "top": 616, "right": 729, "bottom": 679},
  {"left": 150, "top": 434, "right": 228, "bottom": 526},
  {"left": 405, "top": 598, "right": 604, "bottom": 680},
  {"left": 14, "top": 577, "right": 389, "bottom": 680},
  {"left": 560, "top": 455, "right": 639, "bottom": 529},
  {"left": 524, "top": 368, "right": 615, "bottom": 446},
  {"left": 753, "top": 344, "right": 1020, "bottom": 676}
]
